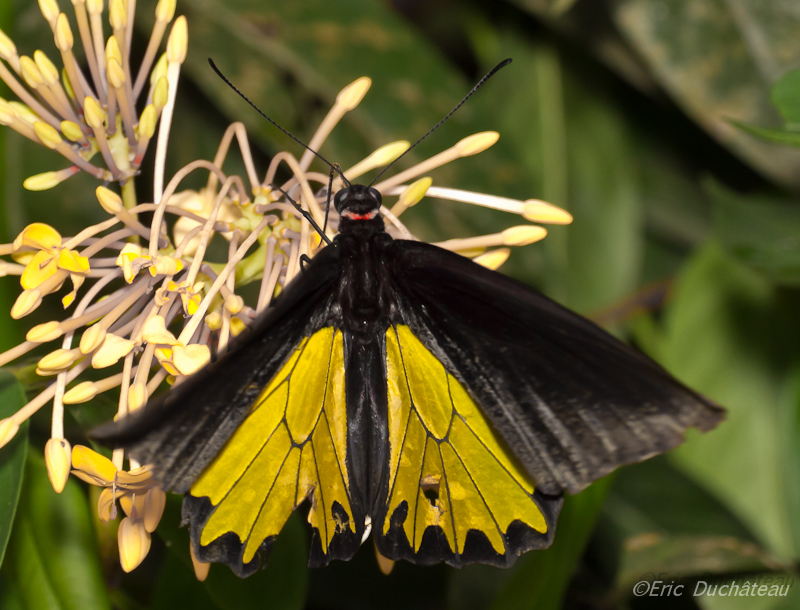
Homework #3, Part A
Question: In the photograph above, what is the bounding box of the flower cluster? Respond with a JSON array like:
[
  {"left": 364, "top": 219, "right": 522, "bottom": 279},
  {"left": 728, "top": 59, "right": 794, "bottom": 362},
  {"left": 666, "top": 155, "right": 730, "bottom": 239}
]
[{"left": 0, "top": 0, "right": 572, "bottom": 579}]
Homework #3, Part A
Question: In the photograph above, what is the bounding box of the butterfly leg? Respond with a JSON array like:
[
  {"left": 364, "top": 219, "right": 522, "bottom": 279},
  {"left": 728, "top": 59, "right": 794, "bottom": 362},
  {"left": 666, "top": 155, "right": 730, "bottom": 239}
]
[{"left": 300, "top": 254, "right": 313, "bottom": 272}]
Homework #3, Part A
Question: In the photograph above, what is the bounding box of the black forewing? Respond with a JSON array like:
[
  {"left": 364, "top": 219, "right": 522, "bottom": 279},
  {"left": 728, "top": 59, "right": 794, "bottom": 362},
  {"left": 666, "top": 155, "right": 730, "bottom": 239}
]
[
  {"left": 92, "top": 245, "right": 342, "bottom": 494},
  {"left": 384, "top": 240, "right": 725, "bottom": 496}
]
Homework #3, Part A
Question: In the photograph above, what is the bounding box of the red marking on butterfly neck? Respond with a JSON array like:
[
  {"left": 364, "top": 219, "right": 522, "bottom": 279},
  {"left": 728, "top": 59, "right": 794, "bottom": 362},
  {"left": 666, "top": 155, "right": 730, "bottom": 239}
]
[{"left": 341, "top": 209, "right": 379, "bottom": 221}]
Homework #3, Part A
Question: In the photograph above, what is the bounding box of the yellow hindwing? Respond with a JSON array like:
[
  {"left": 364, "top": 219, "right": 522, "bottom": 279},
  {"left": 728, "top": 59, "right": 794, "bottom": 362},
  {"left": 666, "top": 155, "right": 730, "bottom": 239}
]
[
  {"left": 190, "top": 327, "right": 352, "bottom": 562},
  {"left": 384, "top": 325, "right": 547, "bottom": 555}
]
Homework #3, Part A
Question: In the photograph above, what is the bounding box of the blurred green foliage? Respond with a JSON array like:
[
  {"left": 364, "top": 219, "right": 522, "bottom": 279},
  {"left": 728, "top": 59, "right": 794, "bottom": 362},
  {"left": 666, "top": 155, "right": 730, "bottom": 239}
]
[{"left": 1, "top": 0, "right": 799, "bottom": 608}]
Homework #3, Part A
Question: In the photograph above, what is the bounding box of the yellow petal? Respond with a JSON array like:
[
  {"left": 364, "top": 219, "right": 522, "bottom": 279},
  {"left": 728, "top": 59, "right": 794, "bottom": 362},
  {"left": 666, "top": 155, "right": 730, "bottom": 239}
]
[
  {"left": 72, "top": 445, "right": 117, "bottom": 484},
  {"left": 45, "top": 438, "right": 72, "bottom": 493},
  {"left": 143, "top": 487, "right": 166, "bottom": 533},
  {"left": 91, "top": 334, "right": 135, "bottom": 368},
  {"left": 230, "top": 316, "right": 247, "bottom": 337},
  {"left": 119, "top": 490, "right": 146, "bottom": 520},
  {"left": 171, "top": 344, "right": 210, "bottom": 376},
  {"left": 97, "top": 488, "right": 117, "bottom": 522},
  {"left": 20, "top": 250, "right": 59, "bottom": 289},
  {"left": 57, "top": 248, "right": 90, "bottom": 274},
  {"left": 141, "top": 315, "right": 180, "bottom": 346},
  {"left": 118, "top": 517, "right": 151, "bottom": 572},
  {"left": 13, "top": 222, "right": 62, "bottom": 251}
]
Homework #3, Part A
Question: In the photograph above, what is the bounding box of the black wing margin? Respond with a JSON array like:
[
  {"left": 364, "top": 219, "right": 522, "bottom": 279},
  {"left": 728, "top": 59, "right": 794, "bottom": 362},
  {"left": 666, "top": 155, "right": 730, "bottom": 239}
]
[{"left": 385, "top": 240, "right": 725, "bottom": 497}]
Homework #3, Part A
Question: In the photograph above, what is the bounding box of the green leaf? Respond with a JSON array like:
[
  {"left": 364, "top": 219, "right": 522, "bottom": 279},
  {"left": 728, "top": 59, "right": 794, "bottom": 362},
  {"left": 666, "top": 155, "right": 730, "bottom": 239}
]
[
  {"left": 697, "top": 573, "right": 800, "bottom": 610},
  {"left": 468, "top": 25, "right": 644, "bottom": 313},
  {"left": 489, "top": 479, "right": 611, "bottom": 610},
  {"left": 731, "top": 120, "right": 800, "bottom": 148},
  {"left": 708, "top": 180, "right": 800, "bottom": 284},
  {"left": 152, "top": 495, "right": 308, "bottom": 610},
  {"left": 0, "top": 371, "right": 27, "bottom": 569},
  {"left": 611, "top": 0, "right": 800, "bottom": 189},
  {"left": 772, "top": 68, "right": 800, "bottom": 127},
  {"left": 3, "top": 454, "right": 111, "bottom": 610},
  {"left": 658, "top": 243, "right": 799, "bottom": 560},
  {"left": 603, "top": 457, "right": 775, "bottom": 592}
]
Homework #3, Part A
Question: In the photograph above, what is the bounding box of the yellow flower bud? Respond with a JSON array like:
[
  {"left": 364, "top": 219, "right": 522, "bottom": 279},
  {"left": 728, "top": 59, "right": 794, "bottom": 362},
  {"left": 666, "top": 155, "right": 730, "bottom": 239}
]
[
  {"left": 521, "top": 199, "right": 573, "bottom": 225},
  {"left": 501, "top": 225, "right": 548, "bottom": 246},
  {"left": 96, "top": 186, "right": 124, "bottom": 214},
  {"left": 55, "top": 13, "right": 74, "bottom": 51},
  {"left": 128, "top": 382, "right": 148, "bottom": 411},
  {"left": 223, "top": 294, "right": 244, "bottom": 315},
  {"left": 153, "top": 75, "right": 169, "bottom": 111},
  {"left": 23, "top": 172, "right": 66, "bottom": 191},
  {"left": 166, "top": 16, "right": 188, "bottom": 64},
  {"left": 86, "top": 0, "right": 104, "bottom": 16},
  {"left": 60, "top": 120, "right": 84, "bottom": 142},
  {"left": 38, "top": 348, "right": 78, "bottom": 371},
  {"left": 155, "top": 0, "right": 177, "bottom": 22},
  {"left": 190, "top": 543, "right": 210, "bottom": 582},
  {"left": 79, "top": 324, "right": 107, "bottom": 354},
  {"left": 107, "top": 57, "right": 125, "bottom": 89},
  {"left": 204, "top": 310, "right": 222, "bottom": 331},
  {"left": 33, "top": 121, "right": 63, "bottom": 149},
  {"left": 26, "top": 320, "right": 63, "bottom": 343},
  {"left": 137, "top": 104, "right": 157, "bottom": 139},
  {"left": 105, "top": 35, "right": 122, "bottom": 65},
  {"left": 20, "top": 56, "right": 44, "bottom": 88},
  {"left": 45, "top": 438, "right": 72, "bottom": 493},
  {"left": 118, "top": 517, "right": 151, "bottom": 573},
  {"left": 33, "top": 50, "right": 59, "bottom": 84},
  {"left": 83, "top": 96, "right": 106, "bottom": 130},
  {"left": 11, "top": 289, "right": 42, "bottom": 319},
  {"left": 455, "top": 132, "right": 499, "bottom": 157},
  {"left": 473, "top": 248, "right": 510, "bottom": 271},
  {"left": 337, "top": 77, "right": 371, "bottom": 111},
  {"left": 63, "top": 381, "right": 97, "bottom": 404},
  {"left": 0, "top": 28, "right": 18, "bottom": 63},
  {"left": 38, "top": 0, "right": 60, "bottom": 24},
  {"left": 109, "top": 0, "right": 128, "bottom": 30},
  {"left": 0, "top": 417, "right": 20, "bottom": 450}
]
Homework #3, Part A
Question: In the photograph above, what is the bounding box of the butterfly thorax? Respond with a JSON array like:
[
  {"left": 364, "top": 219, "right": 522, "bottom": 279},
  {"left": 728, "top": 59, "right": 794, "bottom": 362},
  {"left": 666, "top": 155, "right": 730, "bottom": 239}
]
[{"left": 332, "top": 184, "right": 397, "bottom": 341}]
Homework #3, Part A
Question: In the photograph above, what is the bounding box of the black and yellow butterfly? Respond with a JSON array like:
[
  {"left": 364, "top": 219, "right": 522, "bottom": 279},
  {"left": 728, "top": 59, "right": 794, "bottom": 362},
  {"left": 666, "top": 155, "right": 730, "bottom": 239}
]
[{"left": 95, "top": 178, "right": 724, "bottom": 576}]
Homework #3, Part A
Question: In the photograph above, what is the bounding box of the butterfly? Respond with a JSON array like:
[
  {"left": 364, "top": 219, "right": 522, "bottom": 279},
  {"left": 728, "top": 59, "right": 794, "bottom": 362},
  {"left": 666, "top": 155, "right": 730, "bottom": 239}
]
[{"left": 93, "top": 62, "right": 725, "bottom": 577}]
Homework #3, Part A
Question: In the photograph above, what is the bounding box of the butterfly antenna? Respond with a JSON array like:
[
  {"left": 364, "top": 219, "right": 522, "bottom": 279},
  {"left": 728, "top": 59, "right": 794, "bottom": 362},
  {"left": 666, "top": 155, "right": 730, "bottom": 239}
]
[
  {"left": 369, "top": 58, "right": 512, "bottom": 187},
  {"left": 269, "top": 183, "right": 333, "bottom": 246},
  {"left": 208, "top": 59, "right": 351, "bottom": 187}
]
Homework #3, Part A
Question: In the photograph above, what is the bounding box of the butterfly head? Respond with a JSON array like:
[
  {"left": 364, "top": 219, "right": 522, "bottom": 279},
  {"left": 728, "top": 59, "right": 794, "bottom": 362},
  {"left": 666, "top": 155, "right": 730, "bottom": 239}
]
[{"left": 335, "top": 184, "right": 382, "bottom": 221}]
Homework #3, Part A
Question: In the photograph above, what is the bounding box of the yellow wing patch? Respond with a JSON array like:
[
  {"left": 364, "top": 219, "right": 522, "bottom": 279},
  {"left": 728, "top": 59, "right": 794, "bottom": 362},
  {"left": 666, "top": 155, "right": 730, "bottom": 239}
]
[
  {"left": 384, "top": 325, "right": 547, "bottom": 556},
  {"left": 190, "top": 327, "right": 353, "bottom": 562}
]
